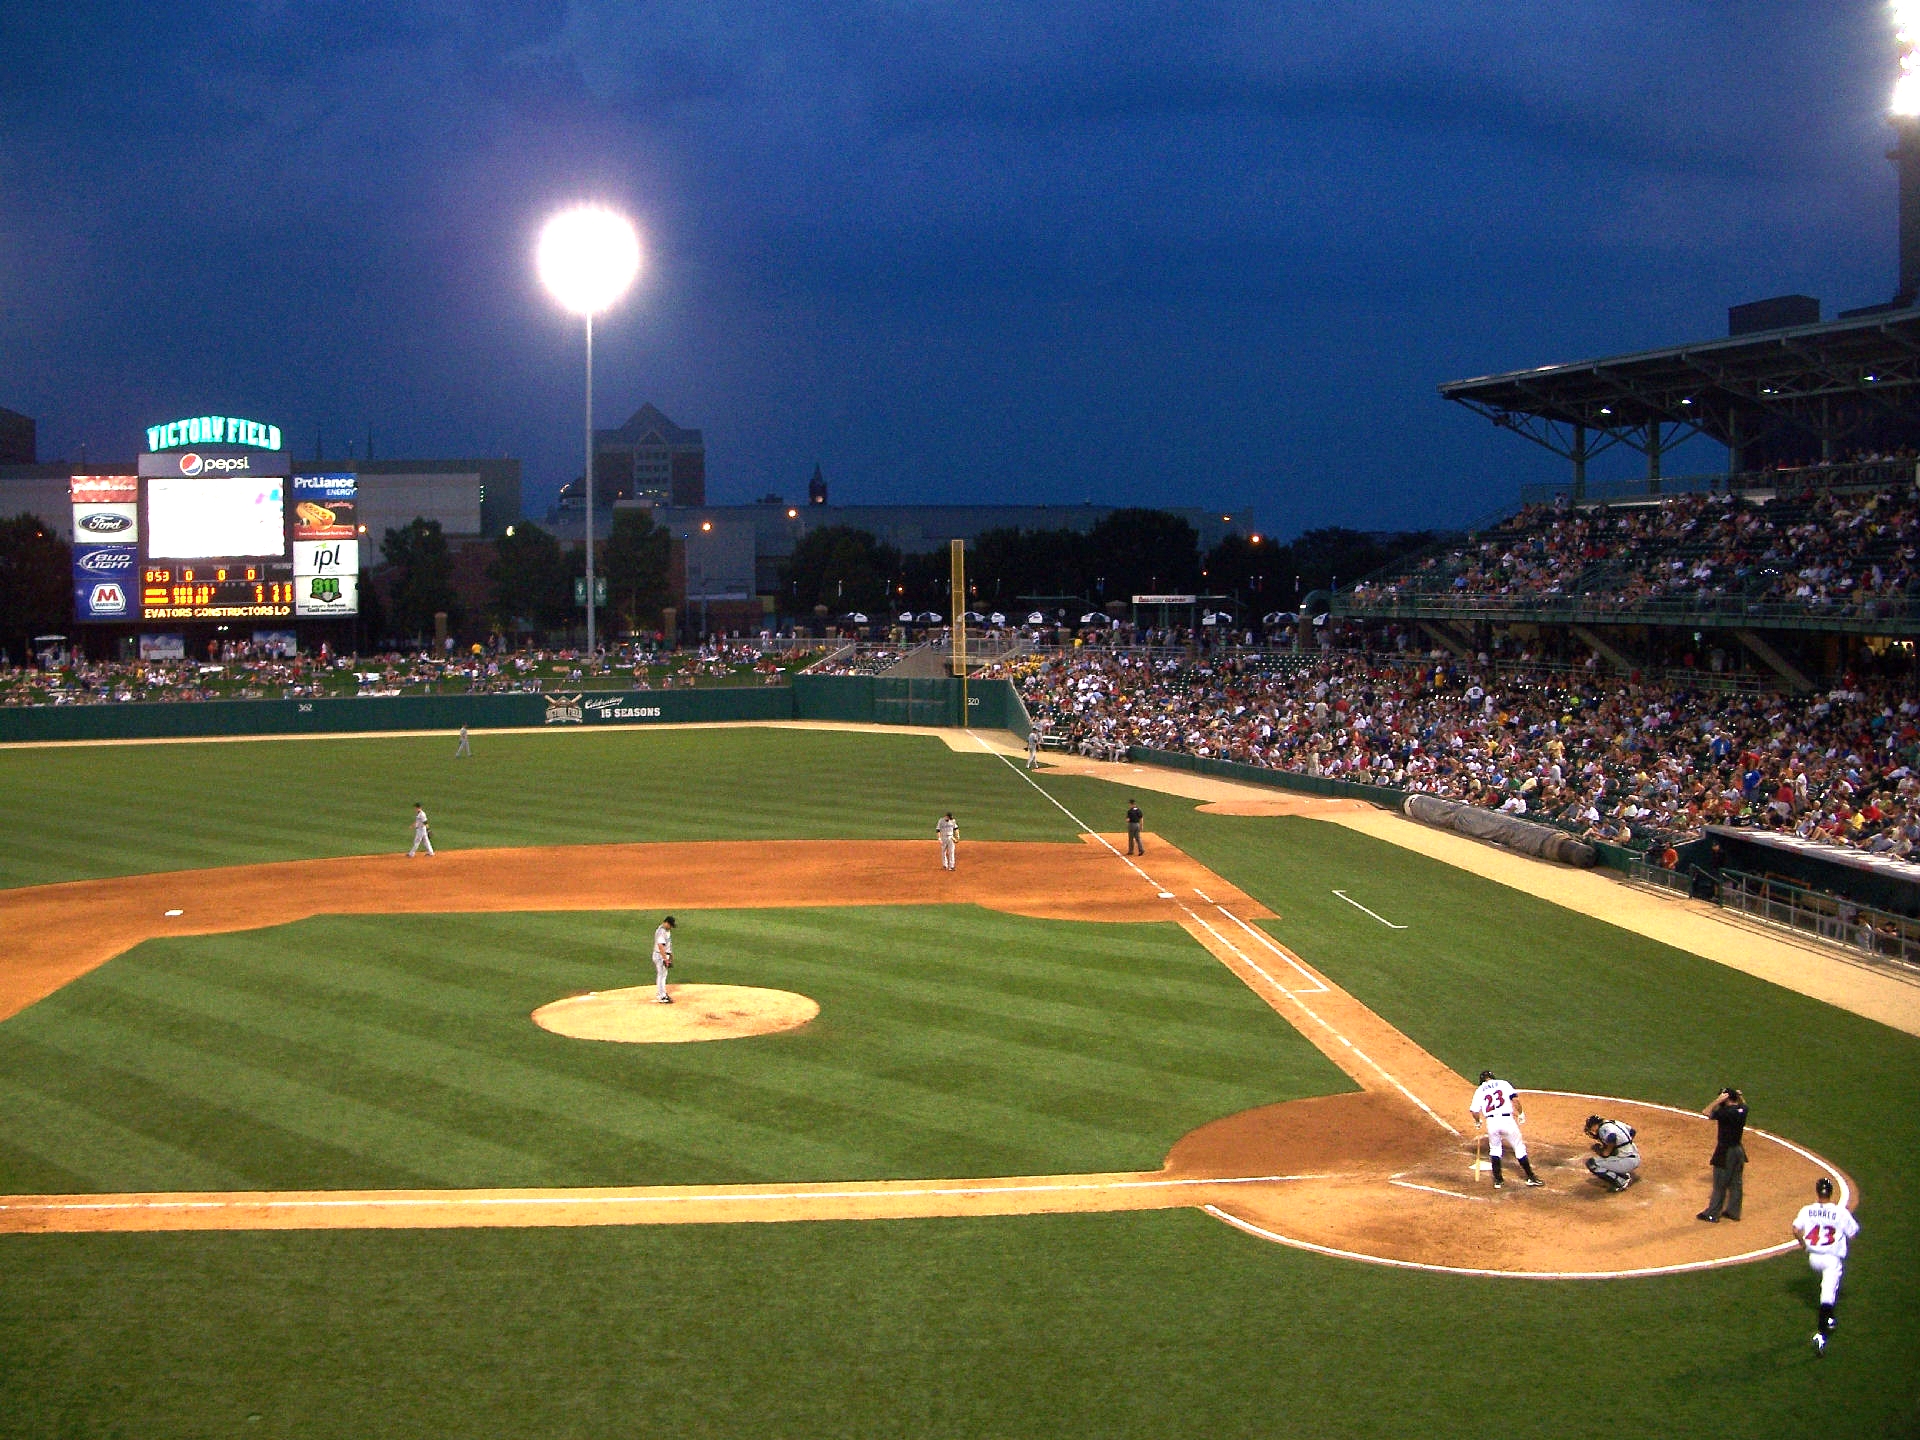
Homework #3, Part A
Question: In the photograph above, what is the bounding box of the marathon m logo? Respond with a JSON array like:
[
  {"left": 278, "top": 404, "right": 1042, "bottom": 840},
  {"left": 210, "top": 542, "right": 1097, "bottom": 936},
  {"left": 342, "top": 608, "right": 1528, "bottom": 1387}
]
[{"left": 146, "top": 416, "right": 283, "bottom": 452}]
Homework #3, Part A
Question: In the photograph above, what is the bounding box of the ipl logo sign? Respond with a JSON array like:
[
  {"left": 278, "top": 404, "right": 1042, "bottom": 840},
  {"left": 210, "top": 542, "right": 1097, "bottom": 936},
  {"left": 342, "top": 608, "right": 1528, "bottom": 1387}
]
[{"left": 544, "top": 694, "right": 585, "bottom": 725}]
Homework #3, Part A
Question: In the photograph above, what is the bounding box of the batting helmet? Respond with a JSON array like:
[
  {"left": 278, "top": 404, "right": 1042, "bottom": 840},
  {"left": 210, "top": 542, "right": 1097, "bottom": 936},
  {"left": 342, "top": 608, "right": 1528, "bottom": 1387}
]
[
  {"left": 1478, "top": 1070, "right": 1495, "bottom": 1083},
  {"left": 1815, "top": 1177, "right": 1834, "bottom": 1200}
]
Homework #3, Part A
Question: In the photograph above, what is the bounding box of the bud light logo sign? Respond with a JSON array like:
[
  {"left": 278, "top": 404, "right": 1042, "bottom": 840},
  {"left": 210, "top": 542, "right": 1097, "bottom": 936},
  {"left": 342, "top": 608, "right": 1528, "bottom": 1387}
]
[
  {"left": 74, "top": 545, "right": 136, "bottom": 576},
  {"left": 179, "top": 452, "right": 204, "bottom": 475}
]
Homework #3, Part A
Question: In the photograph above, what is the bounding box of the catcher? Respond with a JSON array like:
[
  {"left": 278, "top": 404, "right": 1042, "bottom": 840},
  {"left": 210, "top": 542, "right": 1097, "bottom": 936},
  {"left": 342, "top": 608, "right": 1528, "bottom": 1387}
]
[{"left": 1583, "top": 1114, "right": 1640, "bottom": 1191}]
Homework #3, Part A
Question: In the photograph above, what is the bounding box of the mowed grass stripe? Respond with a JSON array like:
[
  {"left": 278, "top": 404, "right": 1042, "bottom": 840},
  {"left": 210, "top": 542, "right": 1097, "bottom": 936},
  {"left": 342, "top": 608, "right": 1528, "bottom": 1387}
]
[
  {"left": 0, "top": 903, "right": 1312, "bottom": 1191},
  {"left": 0, "top": 1075, "right": 254, "bottom": 1193},
  {"left": 0, "top": 730, "right": 1080, "bottom": 889}
]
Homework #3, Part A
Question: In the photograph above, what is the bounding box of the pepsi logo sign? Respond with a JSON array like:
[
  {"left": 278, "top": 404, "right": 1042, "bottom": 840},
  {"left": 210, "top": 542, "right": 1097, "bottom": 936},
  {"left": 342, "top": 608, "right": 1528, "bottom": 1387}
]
[
  {"left": 88, "top": 583, "right": 128, "bottom": 614},
  {"left": 75, "top": 549, "right": 133, "bottom": 574},
  {"left": 179, "top": 452, "right": 203, "bottom": 475}
]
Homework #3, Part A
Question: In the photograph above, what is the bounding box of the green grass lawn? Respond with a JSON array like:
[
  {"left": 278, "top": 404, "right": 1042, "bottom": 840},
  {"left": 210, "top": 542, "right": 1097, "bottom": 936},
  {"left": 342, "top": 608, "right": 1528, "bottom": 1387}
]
[
  {"left": 0, "top": 907, "right": 1344, "bottom": 1194},
  {"left": 0, "top": 729, "right": 1069, "bottom": 889},
  {"left": 1, "top": 727, "right": 1917, "bottom": 1439}
]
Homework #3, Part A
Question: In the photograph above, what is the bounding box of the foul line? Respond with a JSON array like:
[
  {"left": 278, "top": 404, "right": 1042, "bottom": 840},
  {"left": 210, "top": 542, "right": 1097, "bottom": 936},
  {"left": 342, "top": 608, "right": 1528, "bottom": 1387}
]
[
  {"left": 977, "top": 733, "right": 1458, "bottom": 1139},
  {"left": 1332, "top": 890, "right": 1408, "bottom": 930}
]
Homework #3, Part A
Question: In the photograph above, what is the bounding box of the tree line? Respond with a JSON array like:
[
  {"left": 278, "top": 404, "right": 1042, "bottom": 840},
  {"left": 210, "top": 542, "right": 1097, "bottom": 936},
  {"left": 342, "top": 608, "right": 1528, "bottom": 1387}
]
[{"left": 781, "top": 509, "right": 1441, "bottom": 617}]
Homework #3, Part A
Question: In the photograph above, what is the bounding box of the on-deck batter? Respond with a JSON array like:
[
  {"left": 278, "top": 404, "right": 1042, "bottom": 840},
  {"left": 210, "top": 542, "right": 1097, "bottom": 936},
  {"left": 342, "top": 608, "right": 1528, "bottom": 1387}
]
[
  {"left": 1793, "top": 1177, "right": 1859, "bottom": 1355},
  {"left": 1470, "top": 1069, "right": 1542, "bottom": 1189}
]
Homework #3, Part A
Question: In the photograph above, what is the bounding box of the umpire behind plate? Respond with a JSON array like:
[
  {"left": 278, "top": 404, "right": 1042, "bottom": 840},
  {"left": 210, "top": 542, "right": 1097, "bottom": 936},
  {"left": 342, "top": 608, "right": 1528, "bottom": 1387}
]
[{"left": 1584, "top": 1115, "right": 1641, "bottom": 1191}]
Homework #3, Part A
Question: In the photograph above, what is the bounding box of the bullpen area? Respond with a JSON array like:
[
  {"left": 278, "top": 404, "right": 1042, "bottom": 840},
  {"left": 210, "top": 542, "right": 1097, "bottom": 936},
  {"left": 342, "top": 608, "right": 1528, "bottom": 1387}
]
[{"left": 0, "top": 726, "right": 1913, "bottom": 1437}]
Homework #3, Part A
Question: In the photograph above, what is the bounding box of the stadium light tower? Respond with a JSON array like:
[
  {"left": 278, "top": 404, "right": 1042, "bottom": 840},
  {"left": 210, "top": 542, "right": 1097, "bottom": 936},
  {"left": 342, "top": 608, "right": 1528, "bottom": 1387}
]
[
  {"left": 537, "top": 205, "right": 642, "bottom": 654},
  {"left": 1891, "top": 3, "right": 1920, "bottom": 304}
]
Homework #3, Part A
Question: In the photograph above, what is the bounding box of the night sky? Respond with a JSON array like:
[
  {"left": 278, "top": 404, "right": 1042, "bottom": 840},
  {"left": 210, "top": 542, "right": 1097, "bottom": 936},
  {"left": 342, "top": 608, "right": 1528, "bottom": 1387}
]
[{"left": 0, "top": 4, "right": 1903, "bottom": 534}]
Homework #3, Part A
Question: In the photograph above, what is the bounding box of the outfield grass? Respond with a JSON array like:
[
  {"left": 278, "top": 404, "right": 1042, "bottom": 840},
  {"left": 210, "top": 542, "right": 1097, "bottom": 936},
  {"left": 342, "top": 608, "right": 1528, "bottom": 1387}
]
[{"left": 1, "top": 728, "right": 1917, "bottom": 1439}]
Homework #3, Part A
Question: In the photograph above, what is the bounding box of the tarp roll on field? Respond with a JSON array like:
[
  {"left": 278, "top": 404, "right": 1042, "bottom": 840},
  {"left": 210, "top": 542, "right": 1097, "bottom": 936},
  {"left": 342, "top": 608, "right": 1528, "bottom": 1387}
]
[{"left": 1403, "top": 793, "right": 1598, "bottom": 868}]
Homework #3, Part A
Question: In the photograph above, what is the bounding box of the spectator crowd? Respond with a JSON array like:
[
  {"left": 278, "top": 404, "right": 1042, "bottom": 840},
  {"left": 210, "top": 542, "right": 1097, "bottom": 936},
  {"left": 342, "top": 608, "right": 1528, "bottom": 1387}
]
[{"left": 1014, "top": 648, "right": 1920, "bottom": 860}]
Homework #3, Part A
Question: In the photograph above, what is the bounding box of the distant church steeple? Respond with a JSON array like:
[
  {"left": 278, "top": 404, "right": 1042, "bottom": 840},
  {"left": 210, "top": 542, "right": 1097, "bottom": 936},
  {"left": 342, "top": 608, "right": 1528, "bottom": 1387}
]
[{"left": 808, "top": 464, "right": 828, "bottom": 506}]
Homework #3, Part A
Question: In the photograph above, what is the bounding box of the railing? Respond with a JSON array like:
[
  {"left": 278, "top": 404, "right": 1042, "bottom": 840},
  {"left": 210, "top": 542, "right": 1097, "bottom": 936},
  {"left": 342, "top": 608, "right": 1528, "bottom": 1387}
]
[
  {"left": 1624, "top": 859, "right": 1697, "bottom": 897},
  {"left": 1336, "top": 591, "right": 1920, "bottom": 634},
  {"left": 1716, "top": 869, "right": 1920, "bottom": 969},
  {"left": 1518, "top": 457, "right": 1919, "bottom": 507}
]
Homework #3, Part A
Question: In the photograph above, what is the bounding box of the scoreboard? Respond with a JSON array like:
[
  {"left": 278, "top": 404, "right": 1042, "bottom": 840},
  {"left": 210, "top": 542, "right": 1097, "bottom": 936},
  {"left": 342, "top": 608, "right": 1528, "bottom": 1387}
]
[
  {"left": 140, "top": 565, "right": 297, "bottom": 620},
  {"left": 72, "top": 450, "right": 360, "bottom": 624}
]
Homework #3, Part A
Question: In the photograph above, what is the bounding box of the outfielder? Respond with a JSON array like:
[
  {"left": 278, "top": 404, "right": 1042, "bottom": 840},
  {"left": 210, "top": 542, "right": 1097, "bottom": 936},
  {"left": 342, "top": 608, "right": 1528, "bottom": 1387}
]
[
  {"left": 1583, "top": 1114, "right": 1640, "bottom": 1191},
  {"left": 1026, "top": 727, "right": 1041, "bottom": 769},
  {"left": 936, "top": 812, "right": 959, "bottom": 870},
  {"left": 408, "top": 803, "right": 434, "bottom": 857},
  {"left": 652, "top": 915, "right": 676, "bottom": 1003},
  {"left": 1470, "top": 1070, "right": 1542, "bottom": 1188},
  {"left": 1793, "top": 1177, "right": 1859, "bottom": 1355},
  {"left": 454, "top": 724, "right": 471, "bottom": 758}
]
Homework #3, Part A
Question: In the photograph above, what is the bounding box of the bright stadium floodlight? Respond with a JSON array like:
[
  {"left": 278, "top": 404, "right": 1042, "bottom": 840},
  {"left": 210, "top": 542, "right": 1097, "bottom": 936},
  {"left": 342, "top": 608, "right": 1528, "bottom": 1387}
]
[
  {"left": 538, "top": 205, "right": 643, "bottom": 655},
  {"left": 1897, "top": 1, "right": 1920, "bottom": 115}
]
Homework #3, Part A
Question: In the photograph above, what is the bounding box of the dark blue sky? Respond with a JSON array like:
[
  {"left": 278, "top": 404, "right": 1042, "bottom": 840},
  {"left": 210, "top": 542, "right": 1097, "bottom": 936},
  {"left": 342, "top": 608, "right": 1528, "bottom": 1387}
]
[{"left": 0, "top": 3, "right": 1903, "bottom": 535}]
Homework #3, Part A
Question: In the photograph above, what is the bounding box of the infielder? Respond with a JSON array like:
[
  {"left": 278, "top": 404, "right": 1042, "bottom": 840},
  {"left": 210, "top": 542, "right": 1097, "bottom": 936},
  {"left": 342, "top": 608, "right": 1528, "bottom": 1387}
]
[
  {"left": 652, "top": 915, "right": 676, "bottom": 1003},
  {"left": 408, "top": 803, "right": 434, "bottom": 857},
  {"left": 1583, "top": 1114, "right": 1640, "bottom": 1191},
  {"left": 936, "top": 812, "right": 959, "bottom": 870},
  {"left": 1470, "top": 1069, "right": 1542, "bottom": 1188},
  {"left": 1792, "top": 1177, "right": 1859, "bottom": 1354},
  {"left": 454, "top": 724, "right": 471, "bottom": 758}
]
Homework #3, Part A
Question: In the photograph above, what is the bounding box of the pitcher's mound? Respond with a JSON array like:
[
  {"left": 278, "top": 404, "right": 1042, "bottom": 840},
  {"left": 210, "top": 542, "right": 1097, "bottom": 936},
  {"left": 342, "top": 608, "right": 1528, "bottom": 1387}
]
[{"left": 532, "top": 985, "right": 819, "bottom": 1044}]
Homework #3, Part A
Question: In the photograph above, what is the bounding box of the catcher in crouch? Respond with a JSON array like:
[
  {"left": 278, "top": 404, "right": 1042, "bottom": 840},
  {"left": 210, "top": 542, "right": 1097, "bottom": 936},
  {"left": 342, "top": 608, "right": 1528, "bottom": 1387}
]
[{"left": 1583, "top": 1114, "right": 1641, "bottom": 1191}]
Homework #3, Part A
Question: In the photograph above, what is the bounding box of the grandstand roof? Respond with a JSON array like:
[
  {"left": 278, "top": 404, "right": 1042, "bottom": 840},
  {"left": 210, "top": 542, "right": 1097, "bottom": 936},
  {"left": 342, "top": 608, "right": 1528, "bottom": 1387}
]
[{"left": 1440, "top": 306, "right": 1920, "bottom": 467}]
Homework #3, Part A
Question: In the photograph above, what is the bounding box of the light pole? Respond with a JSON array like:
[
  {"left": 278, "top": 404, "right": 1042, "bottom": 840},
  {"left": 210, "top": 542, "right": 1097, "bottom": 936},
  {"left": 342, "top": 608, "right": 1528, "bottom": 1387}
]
[{"left": 537, "top": 205, "right": 641, "bottom": 656}]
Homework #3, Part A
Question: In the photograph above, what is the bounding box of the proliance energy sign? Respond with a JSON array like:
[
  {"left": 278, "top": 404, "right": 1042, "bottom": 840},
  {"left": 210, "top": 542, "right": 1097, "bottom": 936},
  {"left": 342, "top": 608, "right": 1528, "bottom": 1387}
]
[
  {"left": 145, "top": 416, "right": 283, "bottom": 452},
  {"left": 293, "top": 474, "right": 361, "bottom": 616}
]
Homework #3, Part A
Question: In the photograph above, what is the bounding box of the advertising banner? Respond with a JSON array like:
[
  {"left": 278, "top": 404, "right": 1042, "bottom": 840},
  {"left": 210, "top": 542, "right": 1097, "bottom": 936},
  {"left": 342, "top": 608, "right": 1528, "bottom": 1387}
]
[
  {"left": 294, "top": 571, "right": 359, "bottom": 617},
  {"left": 69, "top": 475, "right": 137, "bottom": 505},
  {"left": 72, "top": 503, "right": 139, "bottom": 544},
  {"left": 72, "top": 544, "right": 138, "bottom": 583},
  {"left": 73, "top": 575, "right": 135, "bottom": 621},
  {"left": 138, "top": 449, "right": 293, "bottom": 478},
  {"left": 138, "top": 633, "right": 187, "bottom": 660},
  {"left": 292, "top": 539, "right": 357, "bottom": 576},
  {"left": 292, "top": 473, "right": 358, "bottom": 541}
]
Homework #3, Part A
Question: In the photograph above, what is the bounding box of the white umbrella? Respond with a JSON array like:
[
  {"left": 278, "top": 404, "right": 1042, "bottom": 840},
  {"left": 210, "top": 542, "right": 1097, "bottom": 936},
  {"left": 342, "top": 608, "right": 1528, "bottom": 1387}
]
[
  {"left": 898, "top": 611, "right": 914, "bottom": 622},
  {"left": 1262, "top": 611, "right": 1295, "bottom": 625},
  {"left": 989, "top": 612, "right": 1007, "bottom": 626},
  {"left": 849, "top": 612, "right": 869, "bottom": 624},
  {"left": 917, "top": 611, "right": 944, "bottom": 623},
  {"left": 1026, "top": 612, "right": 1045, "bottom": 625},
  {"left": 963, "top": 610, "right": 986, "bottom": 623}
]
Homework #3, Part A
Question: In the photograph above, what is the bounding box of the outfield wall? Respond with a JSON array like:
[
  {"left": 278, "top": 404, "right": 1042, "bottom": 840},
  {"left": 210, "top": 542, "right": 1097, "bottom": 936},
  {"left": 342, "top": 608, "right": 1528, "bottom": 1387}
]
[{"left": 0, "top": 677, "right": 1025, "bottom": 744}]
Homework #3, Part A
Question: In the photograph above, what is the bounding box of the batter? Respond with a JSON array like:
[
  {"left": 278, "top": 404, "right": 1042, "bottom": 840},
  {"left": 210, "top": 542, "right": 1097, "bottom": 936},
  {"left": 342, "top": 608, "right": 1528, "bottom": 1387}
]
[{"left": 1470, "top": 1069, "right": 1542, "bottom": 1189}]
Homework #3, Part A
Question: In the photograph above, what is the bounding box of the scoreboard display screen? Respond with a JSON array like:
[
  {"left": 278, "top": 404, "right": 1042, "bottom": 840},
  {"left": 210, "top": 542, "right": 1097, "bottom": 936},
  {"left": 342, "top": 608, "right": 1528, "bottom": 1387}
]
[
  {"left": 140, "top": 564, "right": 297, "bottom": 621},
  {"left": 72, "top": 451, "right": 359, "bottom": 624}
]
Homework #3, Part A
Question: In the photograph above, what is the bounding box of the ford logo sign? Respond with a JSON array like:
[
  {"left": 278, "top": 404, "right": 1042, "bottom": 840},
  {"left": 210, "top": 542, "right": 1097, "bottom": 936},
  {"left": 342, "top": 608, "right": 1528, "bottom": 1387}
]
[
  {"left": 78, "top": 512, "right": 133, "bottom": 534},
  {"left": 76, "top": 550, "right": 132, "bottom": 573},
  {"left": 179, "top": 452, "right": 203, "bottom": 475}
]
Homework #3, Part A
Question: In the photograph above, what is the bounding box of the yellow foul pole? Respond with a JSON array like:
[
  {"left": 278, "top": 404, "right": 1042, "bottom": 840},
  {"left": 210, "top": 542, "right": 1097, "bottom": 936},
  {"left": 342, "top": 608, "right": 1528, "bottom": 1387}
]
[{"left": 950, "top": 538, "right": 968, "bottom": 724}]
